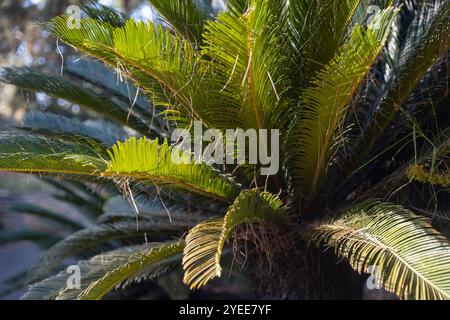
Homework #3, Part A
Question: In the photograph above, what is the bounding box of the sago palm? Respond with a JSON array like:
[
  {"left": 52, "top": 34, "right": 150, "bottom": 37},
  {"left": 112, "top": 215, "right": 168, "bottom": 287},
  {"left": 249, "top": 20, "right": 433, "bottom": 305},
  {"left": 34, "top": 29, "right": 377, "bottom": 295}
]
[{"left": 0, "top": 0, "right": 449, "bottom": 299}]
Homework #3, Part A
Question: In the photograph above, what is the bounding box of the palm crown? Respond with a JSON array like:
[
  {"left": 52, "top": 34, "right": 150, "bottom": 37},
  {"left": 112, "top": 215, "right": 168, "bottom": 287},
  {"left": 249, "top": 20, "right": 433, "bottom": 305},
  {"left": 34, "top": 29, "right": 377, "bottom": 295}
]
[{"left": 0, "top": 0, "right": 449, "bottom": 300}]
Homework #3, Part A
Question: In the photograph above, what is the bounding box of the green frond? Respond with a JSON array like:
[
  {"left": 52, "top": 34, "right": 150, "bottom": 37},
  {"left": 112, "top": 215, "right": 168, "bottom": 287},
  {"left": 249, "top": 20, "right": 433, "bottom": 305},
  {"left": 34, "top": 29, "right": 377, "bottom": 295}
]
[
  {"left": 42, "top": 16, "right": 175, "bottom": 124},
  {"left": 202, "top": 0, "right": 290, "bottom": 130},
  {"left": 82, "top": 0, "right": 127, "bottom": 28},
  {"left": 285, "top": 8, "right": 398, "bottom": 198},
  {"left": 356, "top": 1, "right": 450, "bottom": 153},
  {"left": 42, "top": 17, "right": 171, "bottom": 118},
  {"left": 27, "top": 220, "right": 187, "bottom": 283},
  {"left": 0, "top": 68, "right": 151, "bottom": 135},
  {"left": 23, "top": 242, "right": 184, "bottom": 300},
  {"left": 288, "top": 0, "right": 361, "bottom": 87},
  {"left": 110, "top": 19, "right": 200, "bottom": 121},
  {"left": 109, "top": 19, "right": 237, "bottom": 129},
  {"left": 0, "top": 133, "right": 106, "bottom": 175},
  {"left": 148, "top": 0, "right": 206, "bottom": 46},
  {"left": 42, "top": 16, "right": 114, "bottom": 50},
  {"left": 182, "top": 189, "right": 286, "bottom": 289},
  {"left": 104, "top": 136, "right": 239, "bottom": 202},
  {"left": 111, "top": 19, "right": 196, "bottom": 90},
  {"left": 307, "top": 200, "right": 450, "bottom": 300},
  {"left": 59, "top": 242, "right": 184, "bottom": 300},
  {"left": 43, "top": 15, "right": 233, "bottom": 129}
]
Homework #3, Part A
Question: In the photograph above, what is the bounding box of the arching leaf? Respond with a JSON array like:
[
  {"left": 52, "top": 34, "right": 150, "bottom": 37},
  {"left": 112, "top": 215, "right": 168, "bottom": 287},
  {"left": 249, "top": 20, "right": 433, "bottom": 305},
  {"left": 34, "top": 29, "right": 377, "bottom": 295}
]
[
  {"left": 0, "top": 133, "right": 106, "bottom": 175},
  {"left": 104, "top": 136, "right": 239, "bottom": 202},
  {"left": 182, "top": 189, "right": 286, "bottom": 289},
  {"left": 287, "top": 0, "right": 361, "bottom": 88},
  {"left": 23, "top": 242, "right": 184, "bottom": 300},
  {"left": 285, "top": 8, "right": 398, "bottom": 198},
  {"left": 202, "top": 0, "right": 290, "bottom": 130},
  {"left": 307, "top": 201, "right": 450, "bottom": 300}
]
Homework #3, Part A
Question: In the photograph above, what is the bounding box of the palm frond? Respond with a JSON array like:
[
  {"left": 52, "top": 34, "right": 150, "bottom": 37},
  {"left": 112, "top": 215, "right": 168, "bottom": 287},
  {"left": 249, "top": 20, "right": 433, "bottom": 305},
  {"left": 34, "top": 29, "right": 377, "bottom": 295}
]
[
  {"left": 43, "top": 15, "right": 229, "bottom": 129},
  {"left": 288, "top": 0, "right": 361, "bottom": 88},
  {"left": 202, "top": 0, "right": 290, "bottom": 130},
  {"left": 42, "top": 16, "right": 115, "bottom": 50},
  {"left": 285, "top": 8, "right": 398, "bottom": 198},
  {"left": 42, "top": 16, "right": 177, "bottom": 124},
  {"left": 307, "top": 200, "right": 450, "bottom": 300},
  {"left": 110, "top": 19, "right": 201, "bottom": 124},
  {"left": 41, "top": 17, "right": 168, "bottom": 116},
  {"left": 23, "top": 242, "right": 184, "bottom": 300},
  {"left": 109, "top": 19, "right": 240, "bottom": 130},
  {"left": 182, "top": 189, "right": 286, "bottom": 289},
  {"left": 148, "top": 0, "right": 206, "bottom": 46},
  {"left": 49, "top": 16, "right": 209, "bottom": 128},
  {"left": 0, "top": 133, "right": 106, "bottom": 175},
  {"left": 104, "top": 136, "right": 239, "bottom": 202}
]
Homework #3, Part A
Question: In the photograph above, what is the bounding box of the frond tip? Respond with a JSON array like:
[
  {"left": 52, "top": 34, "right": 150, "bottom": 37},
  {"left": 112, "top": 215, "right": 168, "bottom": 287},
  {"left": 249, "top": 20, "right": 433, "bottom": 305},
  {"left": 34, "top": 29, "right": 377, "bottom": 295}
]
[
  {"left": 286, "top": 7, "right": 398, "bottom": 198},
  {"left": 182, "top": 189, "right": 287, "bottom": 289},
  {"left": 307, "top": 201, "right": 450, "bottom": 300}
]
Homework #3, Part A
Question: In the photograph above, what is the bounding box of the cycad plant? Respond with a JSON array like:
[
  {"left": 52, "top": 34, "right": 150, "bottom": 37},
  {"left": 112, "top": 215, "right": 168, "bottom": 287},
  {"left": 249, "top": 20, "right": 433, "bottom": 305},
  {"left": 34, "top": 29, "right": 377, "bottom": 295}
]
[{"left": 0, "top": 0, "right": 449, "bottom": 300}]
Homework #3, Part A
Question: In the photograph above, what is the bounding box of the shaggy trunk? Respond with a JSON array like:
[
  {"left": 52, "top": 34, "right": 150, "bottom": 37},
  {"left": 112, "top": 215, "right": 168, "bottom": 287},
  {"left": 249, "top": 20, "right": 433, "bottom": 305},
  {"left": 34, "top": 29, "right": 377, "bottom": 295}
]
[{"left": 244, "top": 233, "right": 363, "bottom": 299}]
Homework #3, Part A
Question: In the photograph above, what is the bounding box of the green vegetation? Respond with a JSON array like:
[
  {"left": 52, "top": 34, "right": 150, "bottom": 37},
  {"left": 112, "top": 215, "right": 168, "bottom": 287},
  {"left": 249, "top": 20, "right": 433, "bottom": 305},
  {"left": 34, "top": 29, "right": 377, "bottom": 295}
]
[{"left": 0, "top": 0, "right": 449, "bottom": 300}]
